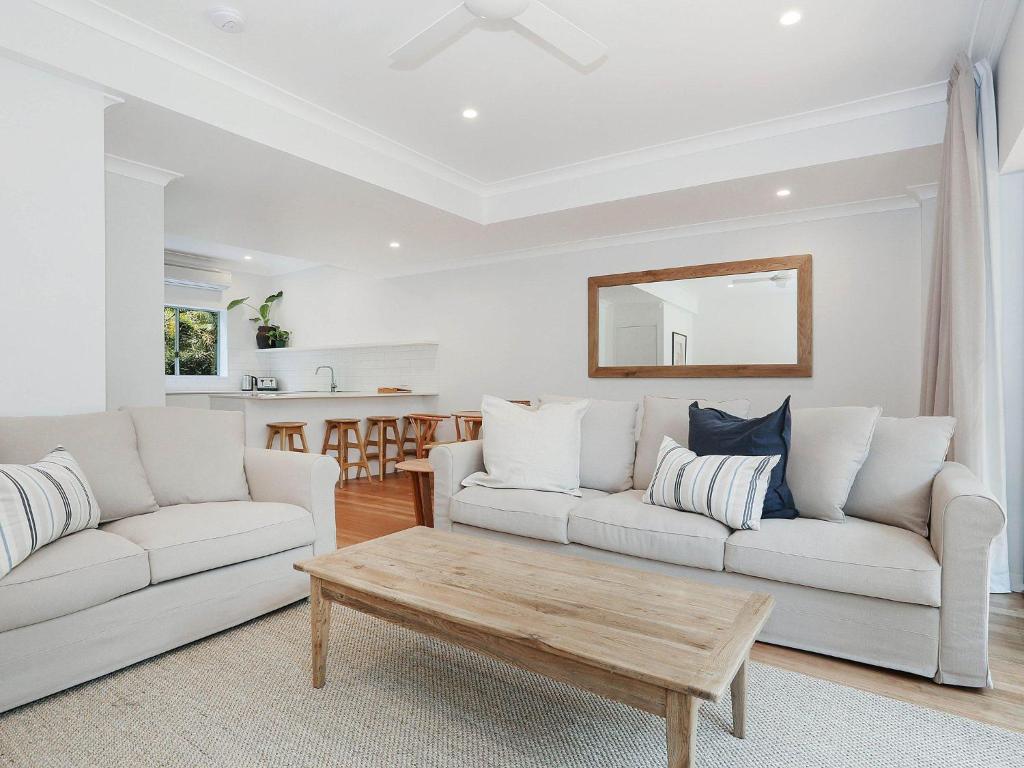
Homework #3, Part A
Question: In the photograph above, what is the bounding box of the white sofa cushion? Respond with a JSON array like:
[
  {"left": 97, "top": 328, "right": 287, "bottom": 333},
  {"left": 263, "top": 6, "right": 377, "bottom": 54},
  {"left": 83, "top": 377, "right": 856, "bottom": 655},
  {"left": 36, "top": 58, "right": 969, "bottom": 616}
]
[
  {"left": 725, "top": 517, "right": 941, "bottom": 607},
  {"left": 845, "top": 416, "right": 955, "bottom": 537},
  {"left": 633, "top": 396, "right": 751, "bottom": 490},
  {"left": 569, "top": 489, "right": 731, "bottom": 570},
  {"left": 0, "top": 411, "right": 157, "bottom": 521},
  {"left": 463, "top": 395, "right": 589, "bottom": 496},
  {"left": 128, "top": 407, "right": 250, "bottom": 507},
  {"left": 450, "top": 485, "right": 607, "bottom": 544},
  {"left": 0, "top": 448, "right": 101, "bottom": 578},
  {"left": 642, "top": 437, "right": 780, "bottom": 531},
  {"left": 103, "top": 501, "right": 314, "bottom": 584},
  {"left": 786, "top": 406, "right": 881, "bottom": 522},
  {"left": 0, "top": 529, "right": 149, "bottom": 632},
  {"left": 539, "top": 394, "right": 639, "bottom": 493}
]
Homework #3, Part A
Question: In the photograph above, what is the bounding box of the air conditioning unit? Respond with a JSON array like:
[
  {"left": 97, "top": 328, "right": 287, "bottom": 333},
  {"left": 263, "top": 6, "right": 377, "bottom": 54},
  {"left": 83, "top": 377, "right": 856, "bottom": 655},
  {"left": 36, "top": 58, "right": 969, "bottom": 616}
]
[{"left": 164, "top": 264, "right": 232, "bottom": 292}]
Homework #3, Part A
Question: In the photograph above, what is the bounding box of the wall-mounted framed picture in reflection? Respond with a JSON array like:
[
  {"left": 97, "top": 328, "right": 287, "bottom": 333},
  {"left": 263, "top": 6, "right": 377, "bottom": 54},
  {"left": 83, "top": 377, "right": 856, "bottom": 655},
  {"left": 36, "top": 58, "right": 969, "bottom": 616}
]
[
  {"left": 671, "top": 332, "right": 688, "bottom": 365},
  {"left": 588, "top": 253, "right": 812, "bottom": 378}
]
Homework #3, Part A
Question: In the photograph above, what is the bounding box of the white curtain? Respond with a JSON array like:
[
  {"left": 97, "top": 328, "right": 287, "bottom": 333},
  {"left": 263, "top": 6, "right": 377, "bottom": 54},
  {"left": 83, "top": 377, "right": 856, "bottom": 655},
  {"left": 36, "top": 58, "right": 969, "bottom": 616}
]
[{"left": 921, "top": 54, "right": 1010, "bottom": 592}]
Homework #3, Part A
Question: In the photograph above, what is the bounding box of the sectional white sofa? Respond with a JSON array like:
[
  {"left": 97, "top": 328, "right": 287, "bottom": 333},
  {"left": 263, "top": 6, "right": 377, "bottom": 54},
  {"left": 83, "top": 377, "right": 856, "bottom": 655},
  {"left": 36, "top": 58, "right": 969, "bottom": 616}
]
[
  {"left": 430, "top": 395, "right": 1006, "bottom": 687},
  {"left": 0, "top": 407, "right": 339, "bottom": 712}
]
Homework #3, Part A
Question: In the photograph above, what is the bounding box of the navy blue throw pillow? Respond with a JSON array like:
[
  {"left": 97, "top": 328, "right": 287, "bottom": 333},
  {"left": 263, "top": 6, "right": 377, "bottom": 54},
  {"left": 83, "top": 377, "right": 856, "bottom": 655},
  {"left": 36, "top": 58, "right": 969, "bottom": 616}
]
[{"left": 688, "top": 397, "right": 798, "bottom": 519}]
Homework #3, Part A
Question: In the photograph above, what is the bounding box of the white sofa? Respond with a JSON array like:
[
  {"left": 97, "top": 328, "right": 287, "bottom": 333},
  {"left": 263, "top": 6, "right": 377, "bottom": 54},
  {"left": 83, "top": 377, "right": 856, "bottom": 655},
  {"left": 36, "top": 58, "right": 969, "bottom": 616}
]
[
  {"left": 430, "top": 396, "right": 1006, "bottom": 688},
  {"left": 0, "top": 407, "right": 339, "bottom": 712}
]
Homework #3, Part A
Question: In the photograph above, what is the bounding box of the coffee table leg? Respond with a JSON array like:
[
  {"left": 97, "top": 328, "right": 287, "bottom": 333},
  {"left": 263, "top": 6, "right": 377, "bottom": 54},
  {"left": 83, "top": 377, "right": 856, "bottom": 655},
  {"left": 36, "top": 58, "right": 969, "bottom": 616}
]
[
  {"left": 731, "top": 659, "right": 747, "bottom": 739},
  {"left": 310, "top": 576, "right": 331, "bottom": 689},
  {"left": 666, "top": 690, "right": 699, "bottom": 768}
]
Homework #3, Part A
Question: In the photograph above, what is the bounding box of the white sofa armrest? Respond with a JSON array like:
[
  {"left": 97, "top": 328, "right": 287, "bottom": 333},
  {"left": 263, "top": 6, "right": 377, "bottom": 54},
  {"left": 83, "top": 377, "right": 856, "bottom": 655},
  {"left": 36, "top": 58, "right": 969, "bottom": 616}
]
[
  {"left": 429, "top": 440, "right": 484, "bottom": 530},
  {"left": 245, "top": 448, "right": 340, "bottom": 555},
  {"left": 929, "top": 461, "right": 1006, "bottom": 687}
]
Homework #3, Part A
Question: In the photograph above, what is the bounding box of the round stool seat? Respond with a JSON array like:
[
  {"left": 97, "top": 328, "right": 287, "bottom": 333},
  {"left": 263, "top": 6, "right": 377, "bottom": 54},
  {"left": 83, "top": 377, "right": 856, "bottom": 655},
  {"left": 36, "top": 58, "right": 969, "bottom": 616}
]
[
  {"left": 325, "top": 417, "right": 361, "bottom": 424},
  {"left": 265, "top": 422, "right": 309, "bottom": 452},
  {"left": 267, "top": 421, "right": 307, "bottom": 428},
  {"left": 367, "top": 415, "right": 400, "bottom": 422}
]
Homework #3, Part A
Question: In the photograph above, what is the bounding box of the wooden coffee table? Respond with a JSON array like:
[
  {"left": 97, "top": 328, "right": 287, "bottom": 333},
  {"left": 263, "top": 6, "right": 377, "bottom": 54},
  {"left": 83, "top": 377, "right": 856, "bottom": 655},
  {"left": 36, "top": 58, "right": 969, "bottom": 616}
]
[{"left": 294, "top": 527, "right": 773, "bottom": 768}]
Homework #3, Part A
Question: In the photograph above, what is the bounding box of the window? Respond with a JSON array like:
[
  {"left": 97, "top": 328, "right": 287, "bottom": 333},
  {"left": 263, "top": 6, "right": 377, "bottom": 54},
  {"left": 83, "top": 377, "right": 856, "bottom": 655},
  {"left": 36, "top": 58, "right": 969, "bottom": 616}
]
[{"left": 164, "top": 306, "right": 222, "bottom": 376}]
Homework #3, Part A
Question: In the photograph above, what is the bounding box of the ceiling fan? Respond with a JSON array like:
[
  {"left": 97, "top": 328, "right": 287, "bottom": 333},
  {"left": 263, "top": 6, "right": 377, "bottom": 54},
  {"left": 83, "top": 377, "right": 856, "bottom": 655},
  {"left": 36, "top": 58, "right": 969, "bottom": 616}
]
[
  {"left": 390, "top": 0, "right": 607, "bottom": 68},
  {"left": 729, "top": 273, "right": 793, "bottom": 289}
]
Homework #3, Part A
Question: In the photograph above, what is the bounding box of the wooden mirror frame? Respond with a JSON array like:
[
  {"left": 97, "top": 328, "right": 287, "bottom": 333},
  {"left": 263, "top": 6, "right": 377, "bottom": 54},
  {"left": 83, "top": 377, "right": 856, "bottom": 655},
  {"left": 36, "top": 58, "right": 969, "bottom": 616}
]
[{"left": 588, "top": 254, "right": 812, "bottom": 378}]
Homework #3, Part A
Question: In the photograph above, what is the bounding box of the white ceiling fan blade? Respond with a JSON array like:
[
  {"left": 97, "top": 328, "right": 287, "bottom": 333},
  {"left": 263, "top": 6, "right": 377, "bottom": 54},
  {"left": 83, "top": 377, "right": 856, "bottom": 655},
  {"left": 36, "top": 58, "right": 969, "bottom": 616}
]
[
  {"left": 390, "top": 4, "right": 477, "bottom": 64},
  {"left": 513, "top": 1, "right": 606, "bottom": 67}
]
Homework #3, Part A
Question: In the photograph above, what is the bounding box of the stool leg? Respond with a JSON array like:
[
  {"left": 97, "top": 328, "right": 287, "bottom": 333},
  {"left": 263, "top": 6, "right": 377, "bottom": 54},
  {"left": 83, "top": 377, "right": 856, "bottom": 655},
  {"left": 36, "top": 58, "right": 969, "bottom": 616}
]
[
  {"left": 355, "top": 424, "right": 372, "bottom": 481},
  {"left": 454, "top": 416, "right": 463, "bottom": 442},
  {"left": 393, "top": 423, "right": 406, "bottom": 463},
  {"left": 298, "top": 427, "right": 309, "bottom": 453},
  {"left": 321, "top": 423, "right": 333, "bottom": 456},
  {"left": 266, "top": 428, "right": 277, "bottom": 450},
  {"left": 377, "top": 425, "right": 386, "bottom": 481}
]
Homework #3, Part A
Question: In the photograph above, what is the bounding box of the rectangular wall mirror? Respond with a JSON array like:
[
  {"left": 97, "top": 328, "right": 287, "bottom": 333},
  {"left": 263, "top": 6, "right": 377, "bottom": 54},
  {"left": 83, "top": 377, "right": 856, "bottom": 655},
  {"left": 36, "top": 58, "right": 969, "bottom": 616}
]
[{"left": 589, "top": 254, "right": 812, "bottom": 378}]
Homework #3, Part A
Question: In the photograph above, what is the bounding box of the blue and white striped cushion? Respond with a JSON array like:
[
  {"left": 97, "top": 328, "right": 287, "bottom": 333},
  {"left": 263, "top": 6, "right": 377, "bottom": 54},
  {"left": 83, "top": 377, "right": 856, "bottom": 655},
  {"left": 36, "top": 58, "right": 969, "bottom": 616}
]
[
  {"left": 642, "top": 436, "right": 781, "bottom": 530},
  {"left": 0, "top": 447, "right": 100, "bottom": 578}
]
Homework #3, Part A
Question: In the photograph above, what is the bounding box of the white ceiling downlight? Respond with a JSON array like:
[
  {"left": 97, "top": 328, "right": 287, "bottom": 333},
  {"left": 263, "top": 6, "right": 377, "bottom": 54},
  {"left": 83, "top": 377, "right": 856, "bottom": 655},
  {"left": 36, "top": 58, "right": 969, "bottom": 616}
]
[
  {"left": 389, "top": 241, "right": 401, "bottom": 249},
  {"left": 391, "top": 0, "right": 607, "bottom": 68},
  {"left": 242, "top": 254, "right": 253, "bottom": 260},
  {"left": 779, "top": 9, "right": 802, "bottom": 26},
  {"left": 776, "top": 188, "right": 792, "bottom": 197},
  {"left": 208, "top": 7, "right": 245, "bottom": 34},
  {"left": 462, "top": 108, "right": 479, "bottom": 119}
]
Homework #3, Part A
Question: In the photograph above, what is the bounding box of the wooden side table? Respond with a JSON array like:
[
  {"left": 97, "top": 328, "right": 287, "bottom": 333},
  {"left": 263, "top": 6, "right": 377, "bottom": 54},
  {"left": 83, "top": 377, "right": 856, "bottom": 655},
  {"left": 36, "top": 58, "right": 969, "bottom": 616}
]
[{"left": 395, "top": 458, "right": 434, "bottom": 527}]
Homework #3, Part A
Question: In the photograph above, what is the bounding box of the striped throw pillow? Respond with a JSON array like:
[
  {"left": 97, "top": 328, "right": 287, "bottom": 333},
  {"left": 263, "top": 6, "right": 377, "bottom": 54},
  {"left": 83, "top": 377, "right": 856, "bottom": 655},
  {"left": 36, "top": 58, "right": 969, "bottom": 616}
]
[
  {"left": 0, "top": 447, "right": 100, "bottom": 578},
  {"left": 642, "top": 436, "right": 780, "bottom": 530}
]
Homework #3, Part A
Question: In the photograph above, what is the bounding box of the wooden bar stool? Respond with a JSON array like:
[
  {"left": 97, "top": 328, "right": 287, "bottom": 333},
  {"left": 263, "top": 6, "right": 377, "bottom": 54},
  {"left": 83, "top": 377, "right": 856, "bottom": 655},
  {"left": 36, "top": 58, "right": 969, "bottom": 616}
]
[
  {"left": 453, "top": 410, "right": 483, "bottom": 441},
  {"left": 404, "top": 413, "right": 450, "bottom": 458},
  {"left": 322, "top": 418, "right": 372, "bottom": 486},
  {"left": 266, "top": 422, "right": 309, "bottom": 452},
  {"left": 363, "top": 416, "right": 405, "bottom": 480}
]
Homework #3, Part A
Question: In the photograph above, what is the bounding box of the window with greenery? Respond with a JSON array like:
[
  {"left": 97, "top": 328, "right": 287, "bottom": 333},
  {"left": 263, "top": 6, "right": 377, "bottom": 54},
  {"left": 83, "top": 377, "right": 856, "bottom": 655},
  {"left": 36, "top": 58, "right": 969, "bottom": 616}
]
[{"left": 165, "top": 306, "right": 222, "bottom": 376}]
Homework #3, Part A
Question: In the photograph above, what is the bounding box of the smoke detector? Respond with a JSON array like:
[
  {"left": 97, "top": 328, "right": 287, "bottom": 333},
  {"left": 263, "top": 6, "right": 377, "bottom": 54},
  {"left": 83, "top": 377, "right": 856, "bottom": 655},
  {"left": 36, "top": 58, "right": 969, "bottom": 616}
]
[{"left": 208, "top": 7, "right": 245, "bottom": 34}]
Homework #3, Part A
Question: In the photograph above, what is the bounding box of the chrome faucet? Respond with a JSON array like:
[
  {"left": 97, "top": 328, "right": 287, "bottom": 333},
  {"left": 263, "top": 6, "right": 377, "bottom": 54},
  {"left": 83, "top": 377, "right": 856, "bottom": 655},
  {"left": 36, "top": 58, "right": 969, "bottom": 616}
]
[{"left": 315, "top": 365, "right": 337, "bottom": 392}]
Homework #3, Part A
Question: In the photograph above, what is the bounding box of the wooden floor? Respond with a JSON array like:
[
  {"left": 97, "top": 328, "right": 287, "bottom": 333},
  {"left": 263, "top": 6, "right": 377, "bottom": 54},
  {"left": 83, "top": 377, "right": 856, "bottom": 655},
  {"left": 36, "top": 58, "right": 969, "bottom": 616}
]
[{"left": 335, "top": 474, "right": 1024, "bottom": 732}]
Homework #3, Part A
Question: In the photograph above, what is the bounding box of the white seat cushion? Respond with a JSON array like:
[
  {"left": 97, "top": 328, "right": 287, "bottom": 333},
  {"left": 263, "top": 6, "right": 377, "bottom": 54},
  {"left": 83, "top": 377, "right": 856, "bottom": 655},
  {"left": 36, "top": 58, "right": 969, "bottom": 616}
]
[
  {"left": 103, "top": 502, "right": 314, "bottom": 584},
  {"left": 568, "top": 489, "right": 731, "bottom": 570},
  {"left": 450, "top": 486, "right": 607, "bottom": 544},
  {"left": 725, "top": 517, "right": 941, "bottom": 607},
  {"left": 0, "top": 529, "right": 149, "bottom": 632}
]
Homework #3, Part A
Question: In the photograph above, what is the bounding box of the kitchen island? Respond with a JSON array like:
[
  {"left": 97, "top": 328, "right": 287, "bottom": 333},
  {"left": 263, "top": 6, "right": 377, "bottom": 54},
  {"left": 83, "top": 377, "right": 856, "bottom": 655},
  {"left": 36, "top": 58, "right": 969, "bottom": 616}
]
[{"left": 209, "top": 390, "right": 440, "bottom": 476}]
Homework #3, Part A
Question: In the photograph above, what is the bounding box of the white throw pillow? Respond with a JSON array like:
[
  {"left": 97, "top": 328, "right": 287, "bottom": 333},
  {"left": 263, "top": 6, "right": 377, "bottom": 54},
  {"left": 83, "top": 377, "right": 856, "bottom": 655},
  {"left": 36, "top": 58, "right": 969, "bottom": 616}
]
[
  {"left": 539, "top": 394, "right": 639, "bottom": 493},
  {"left": 786, "top": 406, "right": 881, "bottom": 522},
  {"left": 633, "top": 396, "right": 751, "bottom": 490},
  {"left": 642, "top": 436, "right": 779, "bottom": 531},
  {"left": 0, "top": 447, "right": 100, "bottom": 578},
  {"left": 463, "top": 395, "right": 590, "bottom": 496},
  {"left": 845, "top": 416, "right": 955, "bottom": 537}
]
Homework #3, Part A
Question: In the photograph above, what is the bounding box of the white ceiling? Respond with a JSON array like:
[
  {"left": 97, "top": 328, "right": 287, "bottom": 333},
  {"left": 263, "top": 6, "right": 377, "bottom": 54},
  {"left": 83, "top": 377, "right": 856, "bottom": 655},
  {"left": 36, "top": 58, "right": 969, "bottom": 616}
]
[
  {"left": 95, "top": 0, "right": 982, "bottom": 183},
  {"left": 106, "top": 98, "right": 940, "bottom": 276}
]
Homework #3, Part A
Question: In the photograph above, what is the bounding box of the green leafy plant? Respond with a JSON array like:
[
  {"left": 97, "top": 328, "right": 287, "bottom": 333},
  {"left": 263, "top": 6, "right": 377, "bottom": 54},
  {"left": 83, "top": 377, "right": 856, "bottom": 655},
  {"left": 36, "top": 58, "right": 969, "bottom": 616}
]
[{"left": 226, "top": 291, "right": 291, "bottom": 348}]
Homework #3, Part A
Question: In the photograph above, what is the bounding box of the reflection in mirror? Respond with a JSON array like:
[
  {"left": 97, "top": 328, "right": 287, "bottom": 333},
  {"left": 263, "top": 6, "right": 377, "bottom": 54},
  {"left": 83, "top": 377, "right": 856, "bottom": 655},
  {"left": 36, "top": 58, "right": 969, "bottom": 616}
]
[{"left": 597, "top": 270, "right": 799, "bottom": 367}]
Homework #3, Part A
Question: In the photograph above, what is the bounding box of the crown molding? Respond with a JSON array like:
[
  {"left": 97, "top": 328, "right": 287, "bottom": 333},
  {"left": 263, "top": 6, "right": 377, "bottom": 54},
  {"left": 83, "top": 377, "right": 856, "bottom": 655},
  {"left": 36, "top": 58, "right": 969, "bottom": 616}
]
[
  {"left": 907, "top": 182, "right": 939, "bottom": 202},
  {"left": 481, "top": 82, "right": 948, "bottom": 196},
  {"left": 379, "top": 195, "right": 920, "bottom": 278},
  {"left": 104, "top": 153, "right": 182, "bottom": 186},
  {"left": 102, "top": 91, "right": 122, "bottom": 108}
]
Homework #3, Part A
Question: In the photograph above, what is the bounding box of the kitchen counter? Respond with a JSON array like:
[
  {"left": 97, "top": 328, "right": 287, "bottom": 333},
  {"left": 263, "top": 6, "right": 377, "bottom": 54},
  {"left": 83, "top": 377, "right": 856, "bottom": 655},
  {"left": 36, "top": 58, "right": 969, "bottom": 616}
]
[{"left": 209, "top": 390, "right": 437, "bottom": 400}]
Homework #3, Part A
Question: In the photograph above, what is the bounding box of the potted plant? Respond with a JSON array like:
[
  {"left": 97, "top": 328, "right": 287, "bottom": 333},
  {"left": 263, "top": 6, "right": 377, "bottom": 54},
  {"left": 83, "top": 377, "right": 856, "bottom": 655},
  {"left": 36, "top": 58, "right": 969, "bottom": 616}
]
[{"left": 226, "top": 291, "right": 291, "bottom": 349}]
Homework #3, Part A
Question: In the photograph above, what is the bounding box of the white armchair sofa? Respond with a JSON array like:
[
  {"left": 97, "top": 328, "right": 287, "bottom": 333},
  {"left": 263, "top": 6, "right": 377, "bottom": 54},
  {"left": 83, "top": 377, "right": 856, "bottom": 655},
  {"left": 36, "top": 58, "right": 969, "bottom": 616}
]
[
  {"left": 0, "top": 407, "right": 339, "bottom": 712},
  {"left": 430, "top": 397, "right": 1005, "bottom": 688}
]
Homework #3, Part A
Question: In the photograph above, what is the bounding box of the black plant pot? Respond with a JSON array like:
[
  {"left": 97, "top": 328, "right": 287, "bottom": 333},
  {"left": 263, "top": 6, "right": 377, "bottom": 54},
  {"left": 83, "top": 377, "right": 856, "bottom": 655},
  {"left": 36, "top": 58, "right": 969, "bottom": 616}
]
[{"left": 256, "top": 325, "right": 273, "bottom": 350}]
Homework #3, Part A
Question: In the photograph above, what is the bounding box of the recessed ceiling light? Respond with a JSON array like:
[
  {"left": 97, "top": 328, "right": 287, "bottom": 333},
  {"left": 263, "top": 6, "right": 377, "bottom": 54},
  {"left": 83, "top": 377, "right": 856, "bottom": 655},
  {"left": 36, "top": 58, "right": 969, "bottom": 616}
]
[
  {"left": 779, "top": 9, "right": 802, "bottom": 26},
  {"left": 208, "top": 6, "right": 246, "bottom": 33},
  {"left": 389, "top": 241, "right": 401, "bottom": 249},
  {"left": 462, "top": 108, "right": 479, "bottom": 120},
  {"left": 776, "top": 188, "right": 792, "bottom": 197},
  {"left": 242, "top": 254, "right": 253, "bottom": 261}
]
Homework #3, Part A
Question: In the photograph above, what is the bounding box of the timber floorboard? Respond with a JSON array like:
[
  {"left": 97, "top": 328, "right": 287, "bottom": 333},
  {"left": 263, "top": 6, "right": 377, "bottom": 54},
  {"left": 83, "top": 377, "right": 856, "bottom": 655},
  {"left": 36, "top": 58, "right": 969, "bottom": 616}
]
[{"left": 335, "top": 474, "right": 1024, "bottom": 732}]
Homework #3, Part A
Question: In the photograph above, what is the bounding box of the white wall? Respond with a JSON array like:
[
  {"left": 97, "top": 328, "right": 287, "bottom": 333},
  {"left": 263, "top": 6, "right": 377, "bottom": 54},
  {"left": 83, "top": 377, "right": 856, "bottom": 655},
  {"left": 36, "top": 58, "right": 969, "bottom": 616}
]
[
  {"left": 997, "top": 4, "right": 1024, "bottom": 172},
  {"left": 0, "top": 57, "right": 106, "bottom": 416},
  {"left": 388, "top": 208, "right": 923, "bottom": 420},
  {"left": 105, "top": 171, "right": 166, "bottom": 409}
]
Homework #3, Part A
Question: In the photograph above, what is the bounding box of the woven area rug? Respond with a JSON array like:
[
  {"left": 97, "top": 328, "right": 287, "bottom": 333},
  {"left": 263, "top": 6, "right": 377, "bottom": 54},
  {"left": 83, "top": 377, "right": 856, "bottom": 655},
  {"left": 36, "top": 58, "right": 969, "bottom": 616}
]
[{"left": 1, "top": 603, "right": 1021, "bottom": 767}]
